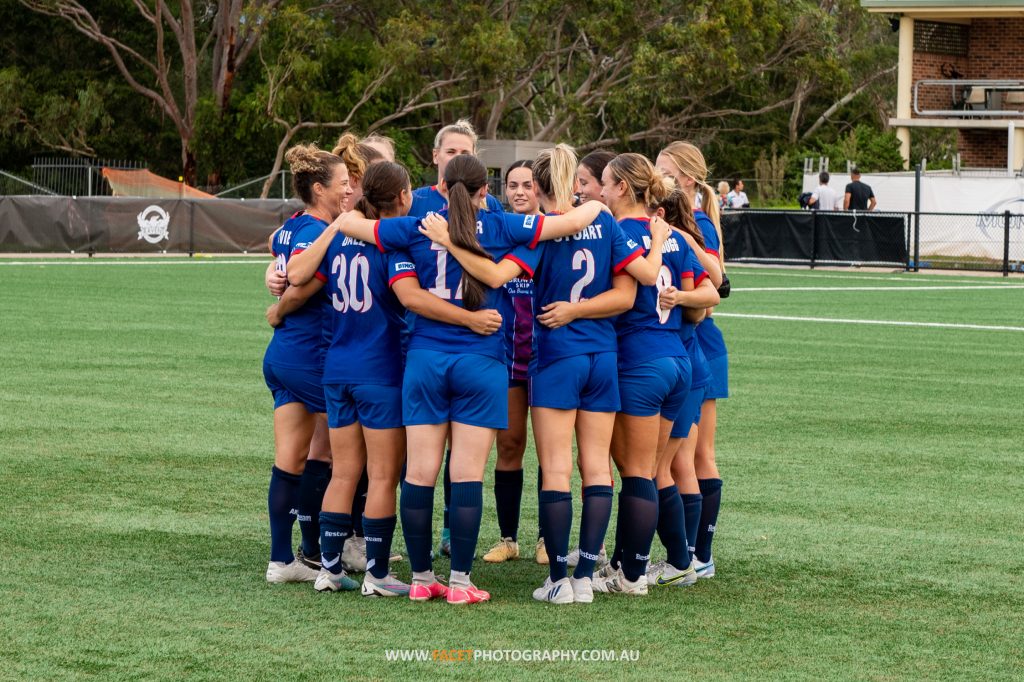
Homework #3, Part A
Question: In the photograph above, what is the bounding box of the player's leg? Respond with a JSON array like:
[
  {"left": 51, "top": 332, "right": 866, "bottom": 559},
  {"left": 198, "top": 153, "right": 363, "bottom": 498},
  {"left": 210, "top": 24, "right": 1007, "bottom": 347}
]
[
  {"left": 484, "top": 384, "right": 528, "bottom": 563},
  {"left": 572, "top": 409, "right": 615, "bottom": 602},
  {"left": 403, "top": 423, "right": 448, "bottom": 599},
  {"left": 296, "top": 416, "right": 332, "bottom": 569},
  {"left": 315, "top": 414, "right": 365, "bottom": 592},
  {"left": 266, "top": 400, "right": 317, "bottom": 582},
  {"left": 694, "top": 398, "right": 722, "bottom": 576},
  {"left": 531, "top": 405, "right": 576, "bottom": 603}
]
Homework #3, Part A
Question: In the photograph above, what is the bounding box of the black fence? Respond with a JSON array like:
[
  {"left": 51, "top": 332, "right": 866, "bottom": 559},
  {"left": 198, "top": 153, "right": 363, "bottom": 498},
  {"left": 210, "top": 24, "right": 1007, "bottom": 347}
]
[
  {"left": 0, "top": 196, "right": 302, "bottom": 254},
  {"left": 721, "top": 209, "right": 1023, "bottom": 276}
]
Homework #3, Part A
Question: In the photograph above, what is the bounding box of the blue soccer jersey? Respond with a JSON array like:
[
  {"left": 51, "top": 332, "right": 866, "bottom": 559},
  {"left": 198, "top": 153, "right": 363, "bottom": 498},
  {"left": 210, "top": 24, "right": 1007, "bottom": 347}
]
[
  {"left": 678, "top": 257, "right": 712, "bottom": 389},
  {"left": 694, "top": 210, "right": 720, "bottom": 258},
  {"left": 693, "top": 209, "right": 728, "bottom": 361},
  {"left": 374, "top": 209, "right": 545, "bottom": 361},
  {"left": 264, "top": 212, "right": 330, "bottom": 370},
  {"left": 316, "top": 234, "right": 414, "bottom": 386},
  {"left": 614, "top": 217, "right": 694, "bottom": 367},
  {"left": 409, "top": 185, "right": 504, "bottom": 218},
  {"left": 531, "top": 211, "right": 643, "bottom": 370}
]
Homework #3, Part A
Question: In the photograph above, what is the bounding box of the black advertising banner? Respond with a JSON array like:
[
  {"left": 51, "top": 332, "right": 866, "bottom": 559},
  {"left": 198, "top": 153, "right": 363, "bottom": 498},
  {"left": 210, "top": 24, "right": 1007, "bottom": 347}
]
[
  {"left": 722, "top": 211, "right": 908, "bottom": 266},
  {"left": 0, "top": 197, "right": 302, "bottom": 253}
]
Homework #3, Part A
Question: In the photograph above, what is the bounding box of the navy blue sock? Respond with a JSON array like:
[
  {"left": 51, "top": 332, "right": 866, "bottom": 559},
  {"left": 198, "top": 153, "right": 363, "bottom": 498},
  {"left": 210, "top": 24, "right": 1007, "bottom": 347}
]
[
  {"left": 539, "top": 490, "right": 573, "bottom": 581},
  {"left": 682, "top": 493, "right": 703, "bottom": 561},
  {"left": 617, "top": 477, "right": 659, "bottom": 582},
  {"left": 656, "top": 485, "right": 689, "bottom": 569},
  {"left": 695, "top": 478, "right": 723, "bottom": 563},
  {"left": 352, "top": 467, "right": 368, "bottom": 537},
  {"left": 268, "top": 466, "right": 300, "bottom": 563},
  {"left": 536, "top": 466, "right": 544, "bottom": 538},
  {"left": 297, "top": 460, "right": 331, "bottom": 558},
  {"left": 494, "top": 469, "right": 524, "bottom": 541},
  {"left": 610, "top": 509, "right": 625, "bottom": 570},
  {"left": 449, "top": 481, "right": 483, "bottom": 574},
  {"left": 318, "top": 511, "right": 352, "bottom": 574},
  {"left": 574, "top": 485, "right": 612, "bottom": 579},
  {"left": 400, "top": 481, "right": 435, "bottom": 573},
  {"left": 442, "top": 450, "right": 452, "bottom": 530},
  {"left": 363, "top": 515, "right": 397, "bottom": 580}
]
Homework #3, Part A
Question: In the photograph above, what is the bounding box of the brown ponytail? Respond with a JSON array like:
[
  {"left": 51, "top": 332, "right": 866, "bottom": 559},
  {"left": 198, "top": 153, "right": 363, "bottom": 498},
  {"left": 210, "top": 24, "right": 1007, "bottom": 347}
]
[
  {"left": 355, "top": 162, "right": 410, "bottom": 221},
  {"left": 660, "top": 189, "right": 704, "bottom": 249},
  {"left": 443, "top": 155, "right": 493, "bottom": 311}
]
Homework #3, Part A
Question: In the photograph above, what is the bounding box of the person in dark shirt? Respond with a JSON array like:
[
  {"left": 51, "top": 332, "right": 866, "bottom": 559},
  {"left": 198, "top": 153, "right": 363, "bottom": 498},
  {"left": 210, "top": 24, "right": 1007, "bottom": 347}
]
[{"left": 844, "top": 169, "right": 876, "bottom": 211}]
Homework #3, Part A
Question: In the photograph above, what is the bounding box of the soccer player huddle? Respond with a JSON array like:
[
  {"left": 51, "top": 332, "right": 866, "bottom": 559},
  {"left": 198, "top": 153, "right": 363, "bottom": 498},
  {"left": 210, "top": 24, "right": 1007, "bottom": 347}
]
[{"left": 260, "top": 119, "right": 729, "bottom": 606}]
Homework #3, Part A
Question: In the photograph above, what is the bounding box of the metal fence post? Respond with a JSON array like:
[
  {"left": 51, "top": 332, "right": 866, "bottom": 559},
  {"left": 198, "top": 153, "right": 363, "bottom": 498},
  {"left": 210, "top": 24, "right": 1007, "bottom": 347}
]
[
  {"left": 905, "top": 213, "right": 912, "bottom": 272},
  {"left": 281, "top": 171, "right": 286, "bottom": 200},
  {"left": 1004, "top": 210, "right": 1011, "bottom": 278},
  {"left": 810, "top": 210, "right": 819, "bottom": 269},
  {"left": 914, "top": 163, "right": 922, "bottom": 272},
  {"left": 188, "top": 200, "right": 195, "bottom": 257}
]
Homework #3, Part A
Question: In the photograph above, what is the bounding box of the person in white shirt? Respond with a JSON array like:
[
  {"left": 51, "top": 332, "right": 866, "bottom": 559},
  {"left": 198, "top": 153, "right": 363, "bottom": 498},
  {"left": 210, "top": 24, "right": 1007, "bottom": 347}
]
[
  {"left": 725, "top": 179, "right": 749, "bottom": 209},
  {"left": 808, "top": 172, "right": 839, "bottom": 211}
]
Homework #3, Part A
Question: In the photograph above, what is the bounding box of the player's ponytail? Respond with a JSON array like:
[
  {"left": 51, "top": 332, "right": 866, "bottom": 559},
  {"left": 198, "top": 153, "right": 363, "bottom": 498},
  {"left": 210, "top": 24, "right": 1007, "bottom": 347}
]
[
  {"left": 661, "top": 141, "right": 725, "bottom": 265},
  {"left": 659, "top": 189, "right": 704, "bottom": 249},
  {"left": 443, "top": 155, "right": 493, "bottom": 311},
  {"left": 355, "top": 161, "right": 410, "bottom": 221},
  {"left": 533, "top": 144, "right": 577, "bottom": 213},
  {"left": 332, "top": 132, "right": 384, "bottom": 185},
  {"left": 607, "top": 153, "right": 676, "bottom": 210}
]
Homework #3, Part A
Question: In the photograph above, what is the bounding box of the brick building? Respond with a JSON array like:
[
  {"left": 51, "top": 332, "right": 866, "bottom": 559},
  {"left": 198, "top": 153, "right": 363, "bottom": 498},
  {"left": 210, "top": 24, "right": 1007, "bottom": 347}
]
[{"left": 863, "top": 1, "right": 1024, "bottom": 170}]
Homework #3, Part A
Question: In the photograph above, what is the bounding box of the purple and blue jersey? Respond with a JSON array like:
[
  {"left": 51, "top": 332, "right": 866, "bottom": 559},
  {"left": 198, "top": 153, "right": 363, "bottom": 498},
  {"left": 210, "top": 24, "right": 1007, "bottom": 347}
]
[
  {"left": 531, "top": 211, "right": 643, "bottom": 370},
  {"left": 374, "top": 209, "right": 546, "bottom": 362},
  {"left": 501, "top": 276, "right": 535, "bottom": 382},
  {"left": 409, "top": 185, "right": 504, "bottom": 218},
  {"left": 614, "top": 217, "right": 696, "bottom": 368},
  {"left": 264, "top": 213, "right": 330, "bottom": 370},
  {"left": 315, "top": 234, "right": 415, "bottom": 386}
]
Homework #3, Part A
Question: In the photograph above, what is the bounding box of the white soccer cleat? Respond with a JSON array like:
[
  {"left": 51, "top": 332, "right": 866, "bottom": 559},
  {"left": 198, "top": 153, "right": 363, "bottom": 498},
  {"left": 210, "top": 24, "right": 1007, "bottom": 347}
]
[
  {"left": 592, "top": 566, "right": 648, "bottom": 596},
  {"left": 693, "top": 556, "right": 715, "bottom": 579},
  {"left": 646, "top": 560, "right": 697, "bottom": 588},
  {"left": 314, "top": 568, "right": 359, "bottom": 592},
  {"left": 342, "top": 536, "right": 367, "bottom": 573},
  {"left": 569, "top": 576, "right": 594, "bottom": 604},
  {"left": 361, "top": 572, "right": 411, "bottom": 597},
  {"left": 532, "top": 577, "right": 575, "bottom": 605},
  {"left": 266, "top": 559, "right": 319, "bottom": 584}
]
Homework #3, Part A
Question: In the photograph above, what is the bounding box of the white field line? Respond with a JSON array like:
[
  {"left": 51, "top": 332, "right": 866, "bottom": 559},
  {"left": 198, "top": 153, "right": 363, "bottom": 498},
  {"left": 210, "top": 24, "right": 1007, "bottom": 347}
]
[
  {"left": 734, "top": 285, "right": 1024, "bottom": 292},
  {"left": 726, "top": 268, "right": 1015, "bottom": 284},
  {"left": 0, "top": 259, "right": 264, "bottom": 266},
  {"left": 714, "top": 312, "right": 1024, "bottom": 332}
]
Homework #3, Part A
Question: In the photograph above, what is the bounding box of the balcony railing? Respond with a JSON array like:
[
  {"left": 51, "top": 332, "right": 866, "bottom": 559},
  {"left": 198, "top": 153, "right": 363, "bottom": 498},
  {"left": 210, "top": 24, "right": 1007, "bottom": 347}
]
[{"left": 913, "top": 79, "right": 1024, "bottom": 117}]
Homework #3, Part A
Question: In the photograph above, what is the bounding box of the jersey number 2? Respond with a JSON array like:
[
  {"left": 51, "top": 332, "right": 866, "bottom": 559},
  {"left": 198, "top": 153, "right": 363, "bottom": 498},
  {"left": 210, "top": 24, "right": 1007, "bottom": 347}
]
[{"left": 570, "top": 248, "right": 595, "bottom": 303}]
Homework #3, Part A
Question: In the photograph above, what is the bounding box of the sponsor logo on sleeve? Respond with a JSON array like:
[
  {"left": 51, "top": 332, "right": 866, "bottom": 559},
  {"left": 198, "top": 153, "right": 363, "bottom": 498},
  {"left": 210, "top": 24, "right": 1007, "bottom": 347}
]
[{"left": 395, "top": 262, "right": 415, "bottom": 272}]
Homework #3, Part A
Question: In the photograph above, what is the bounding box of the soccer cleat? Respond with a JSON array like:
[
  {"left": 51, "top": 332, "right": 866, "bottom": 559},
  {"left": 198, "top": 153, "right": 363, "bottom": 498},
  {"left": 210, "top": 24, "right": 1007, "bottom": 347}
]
[
  {"left": 646, "top": 560, "right": 697, "bottom": 587},
  {"left": 437, "top": 528, "right": 452, "bottom": 558},
  {"left": 533, "top": 577, "right": 574, "bottom": 605},
  {"left": 266, "top": 559, "right": 319, "bottom": 584},
  {"left": 535, "top": 538, "right": 549, "bottom": 565},
  {"left": 693, "top": 556, "right": 715, "bottom": 579},
  {"left": 409, "top": 581, "right": 449, "bottom": 602},
  {"left": 482, "top": 537, "right": 520, "bottom": 563},
  {"left": 361, "top": 572, "right": 411, "bottom": 597},
  {"left": 595, "top": 563, "right": 618, "bottom": 580},
  {"left": 566, "top": 544, "right": 608, "bottom": 569},
  {"left": 342, "top": 536, "right": 367, "bottom": 573},
  {"left": 314, "top": 568, "right": 359, "bottom": 592},
  {"left": 570, "top": 576, "right": 594, "bottom": 604},
  {"left": 592, "top": 567, "right": 648, "bottom": 595},
  {"left": 446, "top": 582, "right": 491, "bottom": 605},
  {"left": 296, "top": 547, "right": 322, "bottom": 571}
]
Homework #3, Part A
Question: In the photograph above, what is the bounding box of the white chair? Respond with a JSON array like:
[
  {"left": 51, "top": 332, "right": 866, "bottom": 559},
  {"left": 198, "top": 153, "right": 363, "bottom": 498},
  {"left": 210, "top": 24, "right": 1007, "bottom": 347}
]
[
  {"left": 1003, "top": 90, "right": 1024, "bottom": 107},
  {"left": 964, "top": 87, "right": 987, "bottom": 110}
]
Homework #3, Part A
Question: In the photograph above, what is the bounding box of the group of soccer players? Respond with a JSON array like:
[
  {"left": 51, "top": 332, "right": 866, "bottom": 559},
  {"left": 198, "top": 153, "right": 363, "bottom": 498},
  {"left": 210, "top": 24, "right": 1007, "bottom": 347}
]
[{"left": 259, "top": 119, "right": 729, "bottom": 605}]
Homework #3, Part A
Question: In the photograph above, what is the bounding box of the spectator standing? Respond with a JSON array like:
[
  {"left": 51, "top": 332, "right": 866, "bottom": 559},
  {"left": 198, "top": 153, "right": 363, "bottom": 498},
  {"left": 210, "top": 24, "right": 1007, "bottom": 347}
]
[
  {"left": 808, "top": 172, "right": 839, "bottom": 211},
  {"left": 725, "top": 179, "right": 749, "bottom": 209},
  {"left": 844, "top": 169, "right": 876, "bottom": 211}
]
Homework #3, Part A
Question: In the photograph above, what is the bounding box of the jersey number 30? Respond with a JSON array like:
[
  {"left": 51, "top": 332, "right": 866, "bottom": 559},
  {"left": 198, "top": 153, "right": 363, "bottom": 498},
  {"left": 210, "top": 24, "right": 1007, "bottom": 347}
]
[{"left": 331, "top": 253, "right": 373, "bottom": 313}]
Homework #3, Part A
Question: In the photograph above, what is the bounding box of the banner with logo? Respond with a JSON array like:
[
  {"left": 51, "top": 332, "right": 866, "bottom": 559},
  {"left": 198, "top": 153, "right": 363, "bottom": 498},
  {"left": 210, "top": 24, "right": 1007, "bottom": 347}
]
[{"left": 0, "top": 197, "right": 302, "bottom": 253}]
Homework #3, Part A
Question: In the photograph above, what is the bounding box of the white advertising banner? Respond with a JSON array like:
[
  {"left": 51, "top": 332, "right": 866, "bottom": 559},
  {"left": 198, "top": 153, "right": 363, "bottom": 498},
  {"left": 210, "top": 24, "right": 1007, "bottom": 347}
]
[{"left": 803, "top": 173, "right": 1024, "bottom": 261}]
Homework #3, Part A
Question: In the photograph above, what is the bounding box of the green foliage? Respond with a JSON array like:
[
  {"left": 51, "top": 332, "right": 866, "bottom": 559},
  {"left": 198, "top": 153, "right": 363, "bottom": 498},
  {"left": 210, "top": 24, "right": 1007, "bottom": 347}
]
[{"left": 811, "top": 125, "right": 905, "bottom": 173}]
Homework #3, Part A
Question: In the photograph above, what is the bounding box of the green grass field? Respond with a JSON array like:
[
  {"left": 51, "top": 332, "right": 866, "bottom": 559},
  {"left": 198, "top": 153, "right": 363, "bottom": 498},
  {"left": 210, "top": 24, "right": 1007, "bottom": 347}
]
[{"left": 2, "top": 258, "right": 1022, "bottom": 681}]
